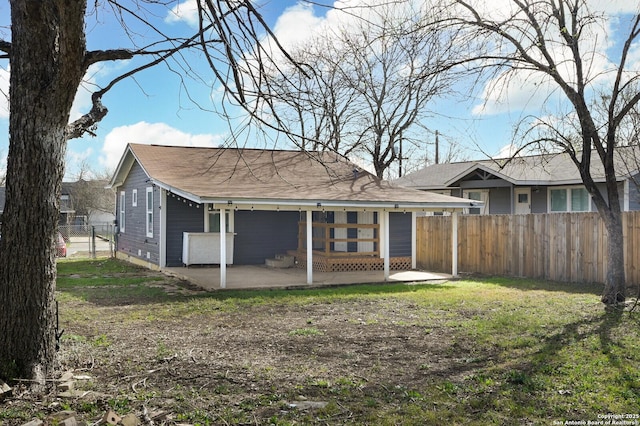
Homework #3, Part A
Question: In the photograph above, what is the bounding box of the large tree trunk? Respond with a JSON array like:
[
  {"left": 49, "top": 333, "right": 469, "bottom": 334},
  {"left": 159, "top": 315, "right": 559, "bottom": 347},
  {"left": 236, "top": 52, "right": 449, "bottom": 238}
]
[
  {"left": 601, "top": 211, "right": 626, "bottom": 306},
  {"left": 0, "top": 0, "right": 86, "bottom": 385}
]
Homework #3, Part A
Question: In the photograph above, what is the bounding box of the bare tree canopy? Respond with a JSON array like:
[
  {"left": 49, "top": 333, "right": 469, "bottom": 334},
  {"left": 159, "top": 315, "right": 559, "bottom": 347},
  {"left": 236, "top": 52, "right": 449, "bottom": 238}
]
[
  {"left": 261, "top": 1, "right": 463, "bottom": 178},
  {"left": 443, "top": 0, "right": 640, "bottom": 306}
]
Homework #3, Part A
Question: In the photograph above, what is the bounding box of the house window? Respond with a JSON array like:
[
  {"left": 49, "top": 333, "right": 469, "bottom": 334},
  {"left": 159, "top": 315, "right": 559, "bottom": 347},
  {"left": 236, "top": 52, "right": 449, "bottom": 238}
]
[
  {"left": 119, "top": 191, "right": 126, "bottom": 233},
  {"left": 463, "top": 190, "right": 490, "bottom": 215},
  {"left": 549, "top": 187, "right": 591, "bottom": 212},
  {"left": 132, "top": 189, "right": 138, "bottom": 207},
  {"left": 550, "top": 189, "right": 567, "bottom": 212},
  {"left": 146, "top": 187, "right": 153, "bottom": 238},
  {"left": 517, "top": 193, "right": 529, "bottom": 203},
  {"left": 208, "top": 209, "right": 231, "bottom": 233},
  {"left": 570, "top": 188, "right": 589, "bottom": 211}
]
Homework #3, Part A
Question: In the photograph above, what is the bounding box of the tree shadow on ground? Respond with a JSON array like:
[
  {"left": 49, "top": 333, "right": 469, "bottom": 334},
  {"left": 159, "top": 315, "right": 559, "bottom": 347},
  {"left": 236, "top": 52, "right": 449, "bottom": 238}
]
[
  {"left": 467, "top": 308, "right": 640, "bottom": 420},
  {"left": 468, "top": 274, "right": 604, "bottom": 295}
]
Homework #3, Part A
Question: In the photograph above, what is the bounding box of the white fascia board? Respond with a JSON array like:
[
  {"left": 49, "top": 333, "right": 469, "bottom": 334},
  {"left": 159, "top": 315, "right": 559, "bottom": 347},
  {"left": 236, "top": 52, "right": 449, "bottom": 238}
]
[
  {"left": 442, "top": 163, "right": 480, "bottom": 187},
  {"left": 474, "top": 163, "right": 517, "bottom": 183},
  {"left": 149, "top": 181, "right": 483, "bottom": 212},
  {"left": 107, "top": 146, "right": 136, "bottom": 189},
  {"left": 203, "top": 198, "right": 481, "bottom": 212},
  {"left": 441, "top": 163, "right": 516, "bottom": 187},
  {"left": 151, "top": 181, "right": 203, "bottom": 205},
  {"left": 107, "top": 144, "right": 156, "bottom": 190},
  {"left": 511, "top": 177, "right": 620, "bottom": 186}
]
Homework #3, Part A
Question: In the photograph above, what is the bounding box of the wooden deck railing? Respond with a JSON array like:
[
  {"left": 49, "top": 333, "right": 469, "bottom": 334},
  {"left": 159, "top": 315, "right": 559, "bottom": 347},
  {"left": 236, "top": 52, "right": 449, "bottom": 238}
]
[{"left": 297, "top": 222, "right": 379, "bottom": 257}]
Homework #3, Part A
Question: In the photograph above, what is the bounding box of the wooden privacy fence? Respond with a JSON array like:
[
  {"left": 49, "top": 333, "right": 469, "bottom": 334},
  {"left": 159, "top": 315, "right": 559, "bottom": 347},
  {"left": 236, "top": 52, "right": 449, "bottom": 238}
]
[{"left": 417, "top": 211, "right": 640, "bottom": 285}]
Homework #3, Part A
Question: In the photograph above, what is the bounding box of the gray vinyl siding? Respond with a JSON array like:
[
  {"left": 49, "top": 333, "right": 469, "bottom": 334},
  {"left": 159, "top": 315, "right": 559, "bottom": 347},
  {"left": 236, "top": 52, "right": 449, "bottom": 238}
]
[
  {"left": 165, "top": 195, "right": 204, "bottom": 267},
  {"left": 389, "top": 212, "right": 412, "bottom": 257},
  {"left": 630, "top": 175, "right": 640, "bottom": 210},
  {"left": 531, "top": 187, "right": 548, "bottom": 213},
  {"left": 616, "top": 181, "right": 626, "bottom": 211},
  {"left": 489, "top": 187, "right": 511, "bottom": 214},
  {"left": 116, "top": 161, "right": 160, "bottom": 265},
  {"left": 234, "top": 210, "right": 299, "bottom": 265},
  {"left": 595, "top": 181, "right": 627, "bottom": 212}
]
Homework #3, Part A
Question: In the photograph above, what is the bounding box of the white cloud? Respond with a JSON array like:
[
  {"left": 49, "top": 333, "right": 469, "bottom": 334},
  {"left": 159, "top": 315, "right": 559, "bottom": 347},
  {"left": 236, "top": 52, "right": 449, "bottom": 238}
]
[
  {"left": 271, "top": 0, "right": 431, "bottom": 52},
  {"left": 64, "top": 147, "right": 95, "bottom": 180},
  {"left": 100, "top": 121, "right": 226, "bottom": 170},
  {"left": 0, "top": 66, "right": 9, "bottom": 119},
  {"left": 472, "top": 71, "right": 559, "bottom": 116},
  {"left": 467, "top": 2, "right": 636, "bottom": 118},
  {"left": 494, "top": 143, "right": 518, "bottom": 159},
  {"left": 591, "top": 0, "right": 640, "bottom": 14},
  {"left": 272, "top": 3, "right": 325, "bottom": 49},
  {"left": 165, "top": 0, "right": 199, "bottom": 26}
]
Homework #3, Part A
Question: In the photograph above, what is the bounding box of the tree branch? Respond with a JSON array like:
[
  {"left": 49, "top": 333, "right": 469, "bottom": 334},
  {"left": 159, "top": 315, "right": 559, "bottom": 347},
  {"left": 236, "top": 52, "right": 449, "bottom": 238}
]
[
  {"left": 0, "top": 40, "right": 10, "bottom": 58},
  {"left": 66, "top": 23, "right": 220, "bottom": 140},
  {"left": 84, "top": 49, "right": 134, "bottom": 67}
]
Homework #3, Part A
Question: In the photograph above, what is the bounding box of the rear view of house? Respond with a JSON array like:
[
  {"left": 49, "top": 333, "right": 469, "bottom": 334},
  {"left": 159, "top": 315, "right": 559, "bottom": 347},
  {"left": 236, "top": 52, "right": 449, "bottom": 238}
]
[{"left": 108, "top": 143, "right": 480, "bottom": 286}]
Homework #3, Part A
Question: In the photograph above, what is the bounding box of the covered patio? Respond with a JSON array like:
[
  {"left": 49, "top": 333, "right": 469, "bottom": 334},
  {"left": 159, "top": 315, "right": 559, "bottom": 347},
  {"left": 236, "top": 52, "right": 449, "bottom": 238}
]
[
  {"left": 109, "top": 145, "right": 482, "bottom": 287},
  {"left": 164, "top": 264, "right": 453, "bottom": 291}
]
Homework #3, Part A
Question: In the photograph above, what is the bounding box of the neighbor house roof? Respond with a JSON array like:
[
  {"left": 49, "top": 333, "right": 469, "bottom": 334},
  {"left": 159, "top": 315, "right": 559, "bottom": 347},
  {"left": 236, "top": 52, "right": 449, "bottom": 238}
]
[
  {"left": 109, "top": 143, "right": 480, "bottom": 211},
  {"left": 395, "top": 146, "right": 640, "bottom": 190}
]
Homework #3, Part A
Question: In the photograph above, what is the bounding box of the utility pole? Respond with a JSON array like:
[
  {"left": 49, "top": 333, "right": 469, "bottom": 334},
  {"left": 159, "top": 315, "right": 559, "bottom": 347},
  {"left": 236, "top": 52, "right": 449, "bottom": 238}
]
[
  {"left": 398, "top": 135, "right": 403, "bottom": 177},
  {"left": 435, "top": 130, "right": 440, "bottom": 164}
]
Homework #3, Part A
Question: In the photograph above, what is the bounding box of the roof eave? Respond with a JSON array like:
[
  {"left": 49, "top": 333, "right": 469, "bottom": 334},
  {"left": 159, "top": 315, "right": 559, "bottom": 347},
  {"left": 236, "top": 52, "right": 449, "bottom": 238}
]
[
  {"left": 201, "top": 197, "right": 481, "bottom": 212},
  {"left": 153, "top": 179, "right": 481, "bottom": 211}
]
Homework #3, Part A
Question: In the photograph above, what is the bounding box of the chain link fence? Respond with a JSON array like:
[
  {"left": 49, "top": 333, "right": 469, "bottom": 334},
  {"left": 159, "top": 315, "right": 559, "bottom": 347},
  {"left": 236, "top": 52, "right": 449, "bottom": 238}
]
[{"left": 59, "top": 223, "right": 115, "bottom": 259}]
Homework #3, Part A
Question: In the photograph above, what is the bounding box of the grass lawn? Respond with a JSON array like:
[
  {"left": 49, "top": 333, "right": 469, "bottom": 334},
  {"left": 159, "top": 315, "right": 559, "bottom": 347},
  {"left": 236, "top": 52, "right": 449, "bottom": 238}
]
[{"left": 2, "top": 258, "right": 639, "bottom": 425}]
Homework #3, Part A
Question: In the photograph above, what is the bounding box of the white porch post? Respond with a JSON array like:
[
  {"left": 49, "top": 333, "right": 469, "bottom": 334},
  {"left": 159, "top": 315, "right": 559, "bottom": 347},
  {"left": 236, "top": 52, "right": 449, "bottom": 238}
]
[
  {"left": 383, "top": 210, "right": 390, "bottom": 280},
  {"left": 451, "top": 211, "right": 458, "bottom": 277},
  {"left": 220, "top": 207, "right": 227, "bottom": 289},
  {"left": 159, "top": 189, "right": 167, "bottom": 268},
  {"left": 411, "top": 212, "right": 417, "bottom": 270},
  {"left": 306, "top": 209, "right": 313, "bottom": 284}
]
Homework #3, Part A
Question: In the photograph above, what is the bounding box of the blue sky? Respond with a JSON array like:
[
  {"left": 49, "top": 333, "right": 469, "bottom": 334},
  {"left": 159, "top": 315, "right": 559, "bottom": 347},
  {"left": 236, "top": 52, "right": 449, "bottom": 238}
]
[{"left": 0, "top": 0, "right": 638, "bottom": 180}]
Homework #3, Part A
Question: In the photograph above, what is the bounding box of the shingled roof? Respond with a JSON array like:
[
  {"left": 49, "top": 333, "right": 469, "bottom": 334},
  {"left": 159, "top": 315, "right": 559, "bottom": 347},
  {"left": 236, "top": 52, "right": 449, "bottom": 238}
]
[
  {"left": 395, "top": 146, "right": 640, "bottom": 190},
  {"left": 109, "top": 144, "right": 479, "bottom": 211}
]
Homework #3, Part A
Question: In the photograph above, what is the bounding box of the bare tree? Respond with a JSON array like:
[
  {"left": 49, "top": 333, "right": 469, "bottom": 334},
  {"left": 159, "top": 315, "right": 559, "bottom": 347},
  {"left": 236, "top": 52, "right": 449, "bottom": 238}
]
[
  {"left": 266, "top": 2, "right": 461, "bottom": 178},
  {"left": 66, "top": 161, "right": 115, "bottom": 225},
  {"left": 0, "top": 0, "right": 297, "bottom": 385},
  {"left": 446, "top": 0, "right": 640, "bottom": 306}
]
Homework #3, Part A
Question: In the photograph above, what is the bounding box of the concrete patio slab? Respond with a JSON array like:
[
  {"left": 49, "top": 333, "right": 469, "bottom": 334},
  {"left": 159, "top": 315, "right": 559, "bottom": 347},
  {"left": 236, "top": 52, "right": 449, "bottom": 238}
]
[{"left": 163, "top": 265, "right": 452, "bottom": 291}]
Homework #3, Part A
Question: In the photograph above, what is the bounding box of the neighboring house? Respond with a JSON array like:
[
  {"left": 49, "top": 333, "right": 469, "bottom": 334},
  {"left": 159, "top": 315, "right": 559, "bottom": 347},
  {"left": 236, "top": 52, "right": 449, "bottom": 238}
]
[
  {"left": 108, "top": 143, "right": 481, "bottom": 286},
  {"left": 62, "top": 180, "right": 116, "bottom": 227},
  {"left": 0, "top": 186, "right": 76, "bottom": 226},
  {"left": 0, "top": 181, "right": 115, "bottom": 229},
  {"left": 395, "top": 147, "right": 640, "bottom": 214}
]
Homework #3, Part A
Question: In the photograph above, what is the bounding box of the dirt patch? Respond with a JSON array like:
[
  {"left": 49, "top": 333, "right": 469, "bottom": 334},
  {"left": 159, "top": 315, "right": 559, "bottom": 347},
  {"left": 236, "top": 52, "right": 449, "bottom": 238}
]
[{"left": 4, "top": 277, "right": 492, "bottom": 425}]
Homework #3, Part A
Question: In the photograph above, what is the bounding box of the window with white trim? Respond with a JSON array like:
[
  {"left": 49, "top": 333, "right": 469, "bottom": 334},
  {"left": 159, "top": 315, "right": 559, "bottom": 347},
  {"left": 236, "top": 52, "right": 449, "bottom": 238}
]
[
  {"left": 132, "top": 189, "right": 137, "bottom": 207},
  {"left": 549, "top": 186, "right": 591, "bottom": 212},
  {"left": 146, "top": 187, "right": 153, "bottom": 238},
  {"left": 463, "top": 190, "right": 490, "bottom": 215},
  {"left": 207, "top": 209, "right": 232, "bottom": 233},
  {"left": 119, "top": 191, "right": 126, "bottom": 233}
]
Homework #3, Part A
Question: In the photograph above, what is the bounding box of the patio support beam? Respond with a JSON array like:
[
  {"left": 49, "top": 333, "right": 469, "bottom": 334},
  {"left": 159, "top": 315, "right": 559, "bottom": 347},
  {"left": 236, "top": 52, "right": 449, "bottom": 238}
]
[
  {"left": 383, "top": 210, "right": 390, "bottom": 280},
  {"left": 306, "top": 210, "right": 313, "bottom": 284},
  {"left": 220, "top": 207, "right": 227, "bottom": 289},
  {"left": 411, "top": 212, "right": 417, "bottom": 269},
  {"left": 159, "top": 189, "right": 167, "bottom": 268},
  {"left": 452, "top": 211, "right": 458, "bottom": 277}
]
